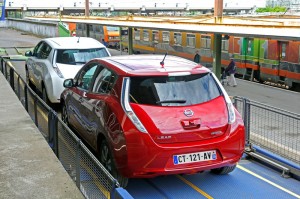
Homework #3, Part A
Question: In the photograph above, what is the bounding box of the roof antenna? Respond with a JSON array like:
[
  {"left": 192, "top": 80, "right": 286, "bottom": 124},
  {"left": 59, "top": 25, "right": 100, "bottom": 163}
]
[
  {"left": 77, "top": 37, "right": 80, "bottom": 43},
  {"left": 160, "top": 52, "right": 168, "bottom": 68}
]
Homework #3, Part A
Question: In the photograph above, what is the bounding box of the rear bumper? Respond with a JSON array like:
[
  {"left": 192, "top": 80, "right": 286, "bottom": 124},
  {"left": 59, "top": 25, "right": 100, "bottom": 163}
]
[{"left": 114, "top": 122, "right": 245, "bottom": 178}]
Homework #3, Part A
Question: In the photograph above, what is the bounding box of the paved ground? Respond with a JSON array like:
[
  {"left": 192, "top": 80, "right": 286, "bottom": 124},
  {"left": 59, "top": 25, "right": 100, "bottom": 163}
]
[
  {"left": 0, "top": 28, "right": 41, "bottom": 47},
  {"left": 225, "top": 79, "right": 300, "bottom": 114},
  {"left": 0, "top": 74, "right": 84, "bottom": 199},
  {"left": 0, "top": 28, "right": 83, "bottom": 199}
]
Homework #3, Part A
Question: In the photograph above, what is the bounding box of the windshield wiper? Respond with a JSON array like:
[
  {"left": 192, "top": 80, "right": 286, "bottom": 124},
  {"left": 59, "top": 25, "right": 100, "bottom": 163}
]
[{"left": 156, "top": 99, "right": 186, "bottom": 104}]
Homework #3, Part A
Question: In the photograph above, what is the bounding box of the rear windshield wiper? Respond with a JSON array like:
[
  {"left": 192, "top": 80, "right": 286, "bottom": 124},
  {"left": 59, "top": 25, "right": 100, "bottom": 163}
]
[{"left": 156, "top": 99, "right": 186, "bottom": 104}]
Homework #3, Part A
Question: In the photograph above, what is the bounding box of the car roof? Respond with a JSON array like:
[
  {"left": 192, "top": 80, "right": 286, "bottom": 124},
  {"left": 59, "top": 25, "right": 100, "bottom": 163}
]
[
  {"left": 98, "top": 55, "right": 210, "bottom": 76},
  {"left": 43, "top": 37, "right": 105, "bottom": 49}
]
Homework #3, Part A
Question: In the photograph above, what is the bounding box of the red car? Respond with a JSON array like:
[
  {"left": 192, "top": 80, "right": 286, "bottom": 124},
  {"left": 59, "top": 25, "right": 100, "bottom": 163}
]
[{"left": 61, "top": 54, "right": 245, "bottom": 187}]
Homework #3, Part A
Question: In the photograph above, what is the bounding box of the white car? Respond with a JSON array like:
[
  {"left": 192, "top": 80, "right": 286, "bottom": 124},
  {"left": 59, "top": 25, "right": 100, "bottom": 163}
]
[{"left": 25, "top": 37, "right": 110, "bottom": 104}]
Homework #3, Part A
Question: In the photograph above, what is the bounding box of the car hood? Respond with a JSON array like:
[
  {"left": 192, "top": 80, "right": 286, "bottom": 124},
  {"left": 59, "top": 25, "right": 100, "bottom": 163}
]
[
  {"left": 130, "top": 96, "right": 229, "bottom": 143},
  {"left": 56, "top": 63, "right": 84, "bottom": 79}
]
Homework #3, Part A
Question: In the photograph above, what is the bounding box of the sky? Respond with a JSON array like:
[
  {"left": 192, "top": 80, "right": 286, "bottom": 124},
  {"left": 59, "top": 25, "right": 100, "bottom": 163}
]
[{"left": 6, "top": 0, "right": 267, "bottom": 8}]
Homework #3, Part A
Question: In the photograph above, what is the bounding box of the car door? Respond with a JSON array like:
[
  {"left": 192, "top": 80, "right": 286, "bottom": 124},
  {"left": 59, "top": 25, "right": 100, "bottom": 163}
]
[
  {"left": 27, "top": 42, "right": 44, "bottom": 87},
  {"left": 28, "top": 41, "right": 52, "bottom": 91},
  {"left": 84, "top": 66, "right": 118, "bottom": 151},
  {"left": 68, "top": 63, "right": 99, "bottom": 139}
]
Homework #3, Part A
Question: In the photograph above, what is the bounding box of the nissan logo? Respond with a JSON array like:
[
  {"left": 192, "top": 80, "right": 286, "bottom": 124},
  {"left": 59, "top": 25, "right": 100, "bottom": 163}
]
[{"left": 184, "top": 109, "right": 194, "bottom": 117}]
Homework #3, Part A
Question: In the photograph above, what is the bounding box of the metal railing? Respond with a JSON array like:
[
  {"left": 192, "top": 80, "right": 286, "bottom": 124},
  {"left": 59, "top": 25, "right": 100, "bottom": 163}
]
[
  {"left": 233, "top": 96, "right": 300, "bottom": 171},
  {"left": 0, "top": 56, "right": 120, "bottom": 199}
]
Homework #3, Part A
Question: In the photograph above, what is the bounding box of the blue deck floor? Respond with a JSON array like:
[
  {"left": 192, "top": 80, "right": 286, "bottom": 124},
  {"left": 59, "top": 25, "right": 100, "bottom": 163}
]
[{"left": 126, "top": 158, "right": 300, "bottom": 199}]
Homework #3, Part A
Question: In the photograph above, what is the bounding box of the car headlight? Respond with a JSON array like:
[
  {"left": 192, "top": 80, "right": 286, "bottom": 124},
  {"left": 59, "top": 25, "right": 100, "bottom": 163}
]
[{"left": 53, "top": 67, "right": 64, "bottom": 78}]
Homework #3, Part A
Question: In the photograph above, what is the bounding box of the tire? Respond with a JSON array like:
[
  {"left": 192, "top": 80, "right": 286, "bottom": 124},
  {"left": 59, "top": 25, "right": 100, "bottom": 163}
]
[
  {"left": 99, "top": 139, "right": 128, "bottom": 187},
  {"left": 42, "top": 86, "right": 50, "bottom": 105},
  {"left": 211, "top": 164, "right": 237, "bottom": 175},
  {"left": 61, "top": 102, "right": 69, "bottom": 126}
]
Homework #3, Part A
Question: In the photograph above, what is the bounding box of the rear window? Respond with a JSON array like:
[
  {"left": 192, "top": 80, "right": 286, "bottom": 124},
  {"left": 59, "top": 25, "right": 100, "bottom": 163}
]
[
  {"left": 56, "top": 48, "right": 109, "bottom": 65},
  {"left": 129, "top": 73, "right": 221, "bottom": 106}
]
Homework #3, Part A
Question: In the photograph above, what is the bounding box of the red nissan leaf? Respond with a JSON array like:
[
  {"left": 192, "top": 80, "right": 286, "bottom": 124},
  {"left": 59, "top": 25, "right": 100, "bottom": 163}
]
[{"left": 61, "top": 54, "right": 245, "bottom": 187}]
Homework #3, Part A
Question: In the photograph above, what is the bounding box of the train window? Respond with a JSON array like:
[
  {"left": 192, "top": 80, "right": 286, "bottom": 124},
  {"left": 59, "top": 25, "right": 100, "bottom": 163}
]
[
  {"left": 107, "top": 26, "right": 119, "bottom": 31},
  {"left": 134, "top": 29, "right": 140, "bottom": 40},
  {"left": 201, "top": 35, "right": 211, "bottom": 49},
  {"left": 162, "top": 31, "right": 170, "bottom": 44},
  {"left": 247, "top": 39, "right": 253, "bottom": 54},
  {"left": 152, "top": 30, "right": 159, "bottom": 43},
  {"left": 143, "top": 30, "right": 149, "bottom": 42},
  {"left": 222, "top": 37, "right": 229, "bottom": 52},
  {"left": 95, "top": 25, "right": 100, "bottom": 32},
  {"left": 281, "top": 43, "right": 287, "bottom": 59},
  {"left": 174, "top": 33, "right": 182, "bottom": 46},
  {"left": 187, "top": 34, "right": 195, "bottom": 47}
]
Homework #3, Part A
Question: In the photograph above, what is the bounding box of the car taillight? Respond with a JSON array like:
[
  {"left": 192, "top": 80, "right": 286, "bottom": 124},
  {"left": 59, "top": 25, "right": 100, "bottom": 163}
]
[
  {"left": 53, "top": 66, "right": 64, "bottom": 78},
  {"left": 121, "top": 77, "right": 147, "bottom": 133},
  {"left": 211, "top": 73, "right": 236, "bottom": 124},
  {"left": 226, "top": 101, "right": 236, "bottom": 124}
]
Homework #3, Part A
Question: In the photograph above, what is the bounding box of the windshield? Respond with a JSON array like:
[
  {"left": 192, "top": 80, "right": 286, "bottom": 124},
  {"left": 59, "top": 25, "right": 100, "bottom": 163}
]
[
  {"left": 56, "top": 48, "right": 109, "bottom": 65},
  {"left": 129, "top": 73, "right": 221, "bottom": 106}
]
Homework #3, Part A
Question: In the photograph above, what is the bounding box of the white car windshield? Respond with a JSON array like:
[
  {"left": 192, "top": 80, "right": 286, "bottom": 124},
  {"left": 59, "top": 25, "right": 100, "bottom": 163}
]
[{"left": 56, "top": 48, "right": 109, "bottom": 65}]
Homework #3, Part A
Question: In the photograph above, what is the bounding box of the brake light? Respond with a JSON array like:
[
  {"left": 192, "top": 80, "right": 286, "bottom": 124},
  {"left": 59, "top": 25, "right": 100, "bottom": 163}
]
[
  {"left": 226, "top": 101, "right": 236, "bottom": 124},
  {"left": 121, "top": 77, "right": 147, "bottom": 133},
  {"left": 211, "top": 73, "right": 236, "bottom": 124}
]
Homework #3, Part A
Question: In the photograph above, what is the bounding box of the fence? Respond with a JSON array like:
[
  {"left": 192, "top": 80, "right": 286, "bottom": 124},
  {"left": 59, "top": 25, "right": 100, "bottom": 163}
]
[
  {"left": 233, "top": 96, "right": 300, "bottom": 175},
  {"left": 0, "top": 56, "right": 124, "bottom": 199}
]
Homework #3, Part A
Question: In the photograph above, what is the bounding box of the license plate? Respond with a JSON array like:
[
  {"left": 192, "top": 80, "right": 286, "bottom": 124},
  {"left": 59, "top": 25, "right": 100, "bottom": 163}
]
[{"left": 173, "top": 150, "right": 217, "bottom": 165}]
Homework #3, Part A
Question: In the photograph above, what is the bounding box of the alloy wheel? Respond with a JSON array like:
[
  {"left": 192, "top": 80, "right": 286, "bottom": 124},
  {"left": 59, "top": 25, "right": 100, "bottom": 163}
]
[{"left": 100, "top": 141, "right": 112, "bottom": 172}]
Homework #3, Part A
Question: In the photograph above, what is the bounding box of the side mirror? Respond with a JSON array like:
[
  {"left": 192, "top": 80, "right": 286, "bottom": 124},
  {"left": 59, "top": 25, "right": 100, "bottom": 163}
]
[
  {"left": 25, "top": 51, "right": 33, "bottom": 57},
  {"left": 63, "top": 78, "right": 75, "bottom": 88}
]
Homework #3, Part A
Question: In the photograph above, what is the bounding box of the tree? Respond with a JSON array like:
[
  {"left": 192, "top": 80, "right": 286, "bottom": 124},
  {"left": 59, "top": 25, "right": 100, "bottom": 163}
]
[{"left": 256, "top": 6, "right": 287, "bottom": 13}]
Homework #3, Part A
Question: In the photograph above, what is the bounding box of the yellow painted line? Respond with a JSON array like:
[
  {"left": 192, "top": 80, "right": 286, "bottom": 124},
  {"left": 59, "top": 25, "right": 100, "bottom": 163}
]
[
  {"left": 237, "top": 165, "right": 300, "bottom": 199},
  {"left": 176, "top": 175, "right": 214, "bottom": 199}
]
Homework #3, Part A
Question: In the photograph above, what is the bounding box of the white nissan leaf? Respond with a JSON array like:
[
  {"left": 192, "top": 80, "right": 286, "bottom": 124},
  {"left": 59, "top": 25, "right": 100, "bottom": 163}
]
[{"left": 25, "top": 37, "right": 111, "bottom": 104}]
